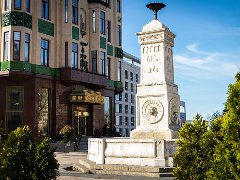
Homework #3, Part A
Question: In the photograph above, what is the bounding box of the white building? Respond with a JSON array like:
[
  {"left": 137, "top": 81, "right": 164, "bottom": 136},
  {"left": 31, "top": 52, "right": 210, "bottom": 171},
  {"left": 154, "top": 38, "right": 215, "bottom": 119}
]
[{"left": 115, "top": 51, "right": 140, "bottom": 137}]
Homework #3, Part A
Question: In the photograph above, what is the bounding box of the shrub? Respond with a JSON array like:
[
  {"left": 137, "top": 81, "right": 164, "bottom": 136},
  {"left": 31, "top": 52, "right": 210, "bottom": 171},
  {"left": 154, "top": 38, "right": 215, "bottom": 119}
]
[
  {"left": 0, "top": 126, "right": 59, "bottom": 180},
  {"left": 59, "top": 125, "right": 74, "bottom": 143}
]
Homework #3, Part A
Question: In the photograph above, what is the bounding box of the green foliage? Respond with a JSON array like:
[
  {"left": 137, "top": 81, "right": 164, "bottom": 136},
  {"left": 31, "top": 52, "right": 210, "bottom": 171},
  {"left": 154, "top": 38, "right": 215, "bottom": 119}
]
[
  {"left": 59, "top": 125, "right": 74, "bottom": 143},
  {"left": 174, "top": 114, "right": 215, "bottom": 180},
  {"left": 0, "top": 126, "right": 59, "bottom": 179},
  {"left": 174, "top": 72, "right": 240, "bottom": 179}
]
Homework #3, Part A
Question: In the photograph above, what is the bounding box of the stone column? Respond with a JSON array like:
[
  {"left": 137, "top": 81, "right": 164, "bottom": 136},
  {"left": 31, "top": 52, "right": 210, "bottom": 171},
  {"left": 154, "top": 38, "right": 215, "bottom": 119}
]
[{"left": 131, "top": 19, "right": 180, "bottom": 139}]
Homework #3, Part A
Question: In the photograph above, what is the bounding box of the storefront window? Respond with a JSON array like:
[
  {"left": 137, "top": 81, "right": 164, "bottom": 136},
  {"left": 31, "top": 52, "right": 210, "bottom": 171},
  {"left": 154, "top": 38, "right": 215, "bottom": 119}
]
[
  {"left": 38, "top": 88, "right": 50, "bottom": 136},
  {"left": 104, "top": 97, "right": 111, "bottom": 124},
  {"left": 6, "top": 87, "right": 24, "bottom": 131}
]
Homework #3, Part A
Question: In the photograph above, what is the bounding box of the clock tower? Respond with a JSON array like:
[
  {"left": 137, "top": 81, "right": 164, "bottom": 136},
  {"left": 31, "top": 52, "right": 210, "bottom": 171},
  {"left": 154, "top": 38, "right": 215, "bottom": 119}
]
[{"left": 131, "top": 3, "right": 180, "bottom": 139}]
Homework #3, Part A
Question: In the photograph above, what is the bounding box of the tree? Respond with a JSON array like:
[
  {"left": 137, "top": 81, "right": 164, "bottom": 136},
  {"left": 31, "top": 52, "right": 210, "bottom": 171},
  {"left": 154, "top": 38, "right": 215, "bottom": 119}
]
[
  {"left": 207, "top": 72, "right": 240, "bottom": 179},
  {"left": 174, "top": 114, "right": 215, "bottom": 180},
  {"left": 0, "top": 126, "right": 59, "bottom": 179}
]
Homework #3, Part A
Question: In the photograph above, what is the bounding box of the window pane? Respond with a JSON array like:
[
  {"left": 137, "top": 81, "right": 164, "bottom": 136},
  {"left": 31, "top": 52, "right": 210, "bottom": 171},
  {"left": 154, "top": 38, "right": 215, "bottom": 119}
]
[
  {"left": 100, "top": 51, "right": 105, "bottom": 75},
  {"left": 5, "top": 0, "right": 10, "bottom": 10},
  {"left": 42, "top": 0, "right": 49, "bottom": 19},
  {"left": 92, "top": 10, "right": 96, "bottom": 33},
  {"left": 38, "top": 88, "right": 50, "bottom": 136},
  {"left": 4, "top": 32, "right": 9, "bottom": 60},
  {"left": 14, "top": 0, "right": 21, "bottom": 10},
  {"left": 65, "top": 0, "right": 68, "bottom": 22},
  {"left": 72, "top": 0, "right": 78, "bottom": 24},
  {"left": 100, "top": 11, "right": 105, "bottom": 34},
  {"left": 92, "top": 50, "right": 97, "bottom": 73},
  {"left": 26, "top": 0, "right": 30, "bottom": 12},
  {"left": 25, "top": 33, "right": 30, "bottom": 62},
  {"left": 13, "top": 32, "right": 21, "bottom": 60},
  {"left": 72, "top": 43, "right": 78, "bottom": 68}
]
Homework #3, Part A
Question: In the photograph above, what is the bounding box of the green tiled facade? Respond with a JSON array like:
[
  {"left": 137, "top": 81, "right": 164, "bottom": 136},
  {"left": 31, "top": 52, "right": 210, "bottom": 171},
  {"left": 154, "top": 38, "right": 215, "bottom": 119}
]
[
  {"left": 72, "top": 26, "right": 80, "bottom": 40},
  {"left": 1, "top": 11, "right": 32, "bottom": 29},
  {"left": 107, "top": 44, "right": 114, "bottom": 56},
  {"left": 115, "top": 47, "right": 123, "bottom": 58},
  {"left": 100, "top": 36, "right": 106, "bottom": 49},
  {"left": 38, "top": 19, "right": 54, "bottom": 37},
  {"left": 0, "top": 61, "right": 59, "bottom": 77}
]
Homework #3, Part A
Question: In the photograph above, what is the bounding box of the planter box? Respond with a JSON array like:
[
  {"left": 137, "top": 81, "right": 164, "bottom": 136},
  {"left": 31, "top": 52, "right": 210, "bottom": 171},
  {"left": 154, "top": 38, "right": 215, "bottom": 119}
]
[{"left": 50, "top": 142, "right": 75, "bottom": 153}]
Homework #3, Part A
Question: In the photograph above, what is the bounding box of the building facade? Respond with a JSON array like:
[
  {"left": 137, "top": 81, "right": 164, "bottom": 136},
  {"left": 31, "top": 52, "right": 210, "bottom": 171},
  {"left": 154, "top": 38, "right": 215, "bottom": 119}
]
[
  {"left": 0, "top": 0, "right": 123, "bottom": 137},
  {"left": 115, "top": 51, "right": 140, "bottom": 137},
  {"left": 180, "top": 101, "right": 186, "bottom": 126}
]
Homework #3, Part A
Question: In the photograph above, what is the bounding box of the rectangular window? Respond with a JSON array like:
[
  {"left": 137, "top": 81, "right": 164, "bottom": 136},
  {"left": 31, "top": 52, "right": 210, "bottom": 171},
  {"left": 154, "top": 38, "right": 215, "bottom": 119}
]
[
  {"left": 131, "top": 106, "right": 134, "bottom": 114},
  {"left": 65, "top": 42, "right": 68, "bottom": 67},
  {"left": 131, "top": 83, "right": 134, "bottom": 92},
  {"left": 117, "top": 25, "right": 122, "bottom": 46},
  {"left": 131, "top": 117, "right": 134, "bottom": 126},
  {"left": 106, "top": 21, "right": 111, "bottom": 42},
  {"left": 65, "top": 0, "right": 68, "bottom": 22},
  {"left": 119, "top": 128, "right": 122, "bottom": 135},
  {"left": 125, "top": 82, "right": 128, "bottom": 91},
  {"left": 119, "top": 104, "right": 122, "bottom": 113},
  {"left": 126, "top": 129, "right": 129, "bottom": 137},
  {"left": 100, "top": 11, "right": 105, "bottom": 35},
  {"left": 125, "top": 117, "right": 128, "bottom": 126},
  {"left": 119, "top": 93, "right": 122, "bottom": 101},
  {"left": 4, "top": 32, "right": 9, "bottom": 60},
  {"left": 13, "top": 32, "right": 21, "bottom": 61},
  {"left": 14, "top": 0, "right": 21, "bottom": 10},
  {"left": 117, "top": 0, "right": 121, "bottom": 13},
  {"left": 125, "top": 70, "right": 128, "bottom": 79},
  {"left": 91, "top": 50, "right": 97, "bottom": 73},
  {"left": 6, "top": 87, "right": 24, "bottom": 131},
  {"left": 92, "top": 10, "right": 96, "bottom": 33},
  {"left": 42, "top": 0, "right": 49, "bottom": 19},
  {"left": 125, "top": 105, "right": 128, "bottom": 114},
  {"left": 115, "top": 94, "right": 119, "bottom": 101},
  {"left": 104, "top": 97, "right": 111, "bottom": 124},
  {"left": 5, "top": 0, "right": 10, "bottom": 10},
  {"left": 100, "top": 51, "right": 105, "bottom": 75},
  {"left": 106, "top": 58, "right": 111, "bottom": 79},
  {"left": 125, "top": 93, "right": 128, "bottom": 102},
  {"left": 41, "top": 39, "right": 49, "bottom": 66},
  {"left": 72, "top": 0, "right": 78, "bottom": 24},
  {"left": 136, "top": 74, "right": 139, "bottom": 83},
  {"left": 72, "top": 42, "right": 78, "bottom": 68},
  {"left": 130, "top": 72, "right": 133, "bottom": 81},
  {"left": 119, "top": 116, "right": 122, "bottom": 125},
  {"left": 25, "top": 33, "right": 30, "bottom": 62},
  {"left": 26, "top": 0, "right": 30, "bottom": 12},
  {"left": 131, "top": 94, "right": 134, "bottom": 103},
  {"left": 117, "top": 61, "right": 121, "bottom": 81},
  {"left": 38, "top": 88, "right": 50, "bottom": 136}
]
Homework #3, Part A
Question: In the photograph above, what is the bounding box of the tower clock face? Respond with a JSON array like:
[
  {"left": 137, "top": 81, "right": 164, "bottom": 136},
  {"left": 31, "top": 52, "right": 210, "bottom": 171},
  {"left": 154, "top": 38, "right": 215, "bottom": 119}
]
[{"left": 142, "top": 100, "right": 164, "bottom": 124}]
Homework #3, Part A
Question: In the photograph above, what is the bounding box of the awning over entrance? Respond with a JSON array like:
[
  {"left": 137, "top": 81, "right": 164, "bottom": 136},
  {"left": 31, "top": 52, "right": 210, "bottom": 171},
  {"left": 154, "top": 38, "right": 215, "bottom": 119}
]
[{"left": 70, "top": 90, "right": 104, "bottom": 104}]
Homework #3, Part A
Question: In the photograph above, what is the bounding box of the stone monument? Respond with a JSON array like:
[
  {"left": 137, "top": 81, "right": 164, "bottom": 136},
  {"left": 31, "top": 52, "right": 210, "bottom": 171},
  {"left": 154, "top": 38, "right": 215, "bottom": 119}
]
[
  {"left": 131, "top": 2, "right": 180, "bottom": 139},
  {"left": 87, "top": 2, "right": 180, "bottom": 167}
]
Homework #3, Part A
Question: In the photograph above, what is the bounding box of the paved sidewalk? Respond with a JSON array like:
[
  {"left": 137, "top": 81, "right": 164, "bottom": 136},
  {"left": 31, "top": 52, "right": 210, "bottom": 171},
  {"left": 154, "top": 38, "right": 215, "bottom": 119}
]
[{"left": 55, "top": 152, "right": 174, "bottom": 180}]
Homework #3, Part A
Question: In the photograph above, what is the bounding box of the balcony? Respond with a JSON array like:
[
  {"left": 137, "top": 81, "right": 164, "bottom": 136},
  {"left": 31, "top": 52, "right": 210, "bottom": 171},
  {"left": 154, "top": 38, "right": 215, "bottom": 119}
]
[
  {"left": 107, "top": 79, "right": 123, "bottom": 94},
  {"left": 60, "top": 68, "right": 107, "bottom": 88},
  {"left": 88, "top": 0, "right": 110, "bottom": 7}
]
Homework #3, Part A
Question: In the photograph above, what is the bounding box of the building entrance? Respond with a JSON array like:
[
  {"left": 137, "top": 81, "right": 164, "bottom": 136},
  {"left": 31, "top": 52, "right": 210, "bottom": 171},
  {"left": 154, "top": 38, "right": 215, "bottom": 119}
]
[{"left": 73, "top": 105, "right": 90, "bottom": 136}]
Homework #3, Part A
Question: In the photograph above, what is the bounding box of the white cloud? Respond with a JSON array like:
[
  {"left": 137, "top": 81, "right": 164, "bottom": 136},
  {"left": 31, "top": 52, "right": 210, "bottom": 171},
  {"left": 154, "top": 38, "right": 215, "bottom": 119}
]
[{"left": 174, "top": 43, "right": 239, "bottom": 80}]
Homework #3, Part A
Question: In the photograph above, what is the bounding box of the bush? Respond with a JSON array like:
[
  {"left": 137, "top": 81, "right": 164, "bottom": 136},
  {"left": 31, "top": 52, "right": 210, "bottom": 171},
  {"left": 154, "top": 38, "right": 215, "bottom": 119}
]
[
  {"left": 0, "top": 126, "right": 59, "bottom": 179},
  {"left": 59, "top": 125, "right": 74, "bottom": 143}
]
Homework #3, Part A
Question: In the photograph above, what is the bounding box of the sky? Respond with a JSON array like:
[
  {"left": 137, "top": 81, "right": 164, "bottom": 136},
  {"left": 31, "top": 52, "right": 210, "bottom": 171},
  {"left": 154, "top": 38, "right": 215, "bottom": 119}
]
[{"left": 122, "top": 0, "right": 240, "bottom": 120}]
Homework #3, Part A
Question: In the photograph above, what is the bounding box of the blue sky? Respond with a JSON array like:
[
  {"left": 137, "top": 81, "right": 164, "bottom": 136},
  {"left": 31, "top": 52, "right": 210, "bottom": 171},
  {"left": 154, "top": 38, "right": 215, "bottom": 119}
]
[{"left": 122, "top": 0, "right": 240, "bottom": 120}]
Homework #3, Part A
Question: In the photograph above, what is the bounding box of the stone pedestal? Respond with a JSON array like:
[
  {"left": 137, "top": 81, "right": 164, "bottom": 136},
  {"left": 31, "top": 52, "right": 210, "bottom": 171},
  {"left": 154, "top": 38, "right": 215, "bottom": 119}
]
[{"left": 87, "top": 4, "right": 180, "bottom": 168}]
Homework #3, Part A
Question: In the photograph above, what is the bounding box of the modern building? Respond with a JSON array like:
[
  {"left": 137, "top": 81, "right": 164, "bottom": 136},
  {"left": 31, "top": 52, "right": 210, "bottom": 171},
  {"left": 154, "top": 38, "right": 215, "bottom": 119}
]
[
  {"left": 115, "top": 51, "right": 140, "bottom": 137},
  {"left": 180, "top": 101, "right": 186, "bottom": 126},
  {"left": 0, "top": 0, "right": 123, "bottom": 137}
]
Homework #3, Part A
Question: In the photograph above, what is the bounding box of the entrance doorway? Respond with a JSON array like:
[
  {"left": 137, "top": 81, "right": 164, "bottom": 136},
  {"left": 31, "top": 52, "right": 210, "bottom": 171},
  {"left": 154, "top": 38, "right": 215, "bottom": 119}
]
[{"left": 72, "top": 105, "right": 90, "bottom": 136}]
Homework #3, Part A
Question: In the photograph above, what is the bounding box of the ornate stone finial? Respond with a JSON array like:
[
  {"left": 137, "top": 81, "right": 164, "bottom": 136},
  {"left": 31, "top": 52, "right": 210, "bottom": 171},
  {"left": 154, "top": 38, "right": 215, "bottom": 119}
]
[{"left": 146, "top": 2, "right": 166, "bottom": 20}]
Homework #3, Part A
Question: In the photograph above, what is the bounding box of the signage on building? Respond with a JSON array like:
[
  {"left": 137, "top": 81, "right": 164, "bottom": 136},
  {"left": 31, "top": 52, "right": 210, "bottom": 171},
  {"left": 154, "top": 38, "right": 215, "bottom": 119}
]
[{"left": 70, "top": 90, "right": 104, "bottom": 104}]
